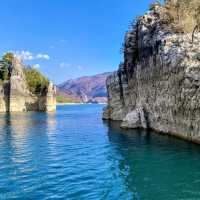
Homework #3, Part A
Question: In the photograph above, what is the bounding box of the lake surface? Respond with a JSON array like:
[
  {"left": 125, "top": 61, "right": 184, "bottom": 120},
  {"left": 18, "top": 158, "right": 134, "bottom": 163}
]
[{"left": 0, "top": 104, "right": 200, "bottom": 200}]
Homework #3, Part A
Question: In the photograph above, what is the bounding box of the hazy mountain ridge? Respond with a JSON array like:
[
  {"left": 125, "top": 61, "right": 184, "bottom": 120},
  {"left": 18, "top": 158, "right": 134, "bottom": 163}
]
[{"left": 57, "top": 72, "right": 112, "bottom": 103}]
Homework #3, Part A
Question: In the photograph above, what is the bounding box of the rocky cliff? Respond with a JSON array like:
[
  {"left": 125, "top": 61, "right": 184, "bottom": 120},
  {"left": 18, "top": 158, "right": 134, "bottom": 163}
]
[
  {"left": 103, "top": 3, "right": 200, "bottom": 143},
  {"left": 0, "top": 57, "right": 56, "bottom": 112}
]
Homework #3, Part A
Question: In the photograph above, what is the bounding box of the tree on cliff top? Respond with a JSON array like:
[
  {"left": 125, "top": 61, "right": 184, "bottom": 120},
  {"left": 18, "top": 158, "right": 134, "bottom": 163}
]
[{"left": 3, "top": 52, "right": 14, "bottom": 65}]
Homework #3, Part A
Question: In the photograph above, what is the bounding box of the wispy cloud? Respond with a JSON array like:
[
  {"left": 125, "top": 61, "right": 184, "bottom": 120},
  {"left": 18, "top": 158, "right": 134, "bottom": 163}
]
[
  {"left": 14, "top": 50, "right": 50, "bottom": 61},
  {"left": 77, "top": 65, "right": 83, "bottom": 70},
  {"left": 49, "top": 39, "right": 67, "bottom": 49},
  {"left": 59, "top": 62, "right": 83, "bottom": 70},
  {"left": 36, "top": 54, "right": 50, "bottom": 60},
  {"left": 14, "top": 51, "right": 34, "bottom": 61},
  {"left": 59, "top": 39, "right": 67, "bottom": 43},
  {"left": 33, "top": 64, "right": 40, "bottom": 68},
  {"left": 59, "top": 62, "right": 70, "bottom": 68}
]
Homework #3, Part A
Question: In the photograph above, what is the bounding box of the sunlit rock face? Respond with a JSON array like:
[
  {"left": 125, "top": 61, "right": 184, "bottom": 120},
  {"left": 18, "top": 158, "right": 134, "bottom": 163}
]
[
  {"left": 0, "top": 57, "right": 56, "bottom": 112},
  {"left": 41, "top": 82, "right": 57, "bottom": 112},
  {"left": 103, "top": 5, "right": 200, "bottom": 143}
]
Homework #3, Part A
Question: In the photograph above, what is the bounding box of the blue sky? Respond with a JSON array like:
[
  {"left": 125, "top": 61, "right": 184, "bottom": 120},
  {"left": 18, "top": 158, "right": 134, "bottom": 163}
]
[{"left": 0, "top": 0, "right": 154, "bottom": 84}]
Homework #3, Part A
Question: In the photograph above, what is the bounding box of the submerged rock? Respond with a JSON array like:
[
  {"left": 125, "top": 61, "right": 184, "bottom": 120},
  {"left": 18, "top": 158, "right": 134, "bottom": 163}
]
[{"left": 103, "top": 3, "right": 200, "bottom": 143}]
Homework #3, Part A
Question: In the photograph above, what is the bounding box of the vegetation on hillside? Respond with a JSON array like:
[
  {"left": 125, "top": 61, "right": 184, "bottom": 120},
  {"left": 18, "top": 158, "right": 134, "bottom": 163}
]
[
  {"left": 24, "top": 68, "right": 49, "bottom": 94},
  {"left": 56, "top": 95, "right": 80, "bottom": 103}
]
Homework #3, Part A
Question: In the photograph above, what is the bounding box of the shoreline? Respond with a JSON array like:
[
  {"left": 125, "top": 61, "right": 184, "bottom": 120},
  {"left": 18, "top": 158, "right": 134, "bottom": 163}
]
[
  {"left": 104, "top": 118, "right": 200, "bottom": 145},
  {"left": 57, "top": 103, "right": 107, "bottom": 105}
]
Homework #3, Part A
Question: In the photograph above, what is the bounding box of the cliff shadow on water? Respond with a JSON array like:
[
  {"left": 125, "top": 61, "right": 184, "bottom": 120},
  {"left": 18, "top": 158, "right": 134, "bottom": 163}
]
[{"left": 103, "top": 120, "right": 200, "bottom": 199}]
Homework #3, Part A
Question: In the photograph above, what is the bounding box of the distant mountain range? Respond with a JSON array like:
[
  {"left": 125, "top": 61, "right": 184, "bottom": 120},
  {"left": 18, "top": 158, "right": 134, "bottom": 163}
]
[{"left": 56, "top": 72, "right": 112, "bottom": 103}]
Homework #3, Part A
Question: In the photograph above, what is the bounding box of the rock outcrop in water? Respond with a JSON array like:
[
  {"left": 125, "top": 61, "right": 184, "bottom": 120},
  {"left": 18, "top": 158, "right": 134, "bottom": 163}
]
[
  {"left": 0, "top": 57, "right": 56, "bottom": 112},
  {"left": 103, "top": 2, "right": 200, "bottom": 143}
]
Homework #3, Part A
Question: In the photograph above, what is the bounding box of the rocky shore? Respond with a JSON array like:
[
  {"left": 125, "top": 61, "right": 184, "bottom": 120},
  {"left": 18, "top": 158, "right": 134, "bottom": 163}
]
[{"left": 103, "top": 2, "right": 200, "bottom": 143}]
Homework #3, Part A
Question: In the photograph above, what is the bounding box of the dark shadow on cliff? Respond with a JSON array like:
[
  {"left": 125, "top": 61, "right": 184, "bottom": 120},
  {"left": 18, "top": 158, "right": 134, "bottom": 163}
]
[
  {"left": 25, "top": 102, "right": 39, "bottom": 111},
  {"left": 3, "top": 82, "right": 10, "bottom": 112}
]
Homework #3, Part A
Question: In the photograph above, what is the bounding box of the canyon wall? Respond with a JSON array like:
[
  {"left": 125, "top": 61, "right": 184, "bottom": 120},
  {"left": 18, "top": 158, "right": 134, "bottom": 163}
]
[
  {"left": 103, "top": 5, "right": 200, "bottom": 143},
  {"left": 0, "top": 58, "right": 56, "bottom": 112}
]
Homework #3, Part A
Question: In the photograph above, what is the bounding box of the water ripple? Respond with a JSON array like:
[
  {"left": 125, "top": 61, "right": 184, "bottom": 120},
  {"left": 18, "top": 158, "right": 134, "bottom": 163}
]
[{"left": 0, "top": 105, "right": 200, "bottom": 199}]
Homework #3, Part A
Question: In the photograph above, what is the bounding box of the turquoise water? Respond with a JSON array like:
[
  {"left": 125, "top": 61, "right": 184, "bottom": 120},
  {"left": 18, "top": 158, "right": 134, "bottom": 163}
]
[{"left": 0, "top": 105, "right": 200, "bottom": 200}]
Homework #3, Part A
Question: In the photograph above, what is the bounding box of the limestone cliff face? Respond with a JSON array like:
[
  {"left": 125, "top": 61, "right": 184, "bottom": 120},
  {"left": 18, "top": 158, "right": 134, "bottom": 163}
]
[
  {"left": 0, "top": 58, "right": 56, "bottom": 112},
  {"left": 103, "top": 5, "right": 200, "bottom": 143}
]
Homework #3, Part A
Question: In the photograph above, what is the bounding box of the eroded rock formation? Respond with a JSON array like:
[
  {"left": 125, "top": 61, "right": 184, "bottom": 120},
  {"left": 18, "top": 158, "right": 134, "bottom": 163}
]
[
  {"left": 103, "top": 4, "right": 200, "bottom": 143},
  {"left": 0, "top": 57, "right": 56, "bottom": 112}
]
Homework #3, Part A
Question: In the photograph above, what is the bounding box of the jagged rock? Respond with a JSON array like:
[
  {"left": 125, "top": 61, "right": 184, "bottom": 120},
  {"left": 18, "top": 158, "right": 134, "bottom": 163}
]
[
  {"left": 121, "top": 109, "right": 141, "bottom": 128},
  {"left": 121, "top": 107, "right": 148, "bottom": 129},
  {"left": 41, "top": 82, "right": 57, "bottom": 112},
  {"left": 103, "top": 5, "right": 200, "bottom": 143}
]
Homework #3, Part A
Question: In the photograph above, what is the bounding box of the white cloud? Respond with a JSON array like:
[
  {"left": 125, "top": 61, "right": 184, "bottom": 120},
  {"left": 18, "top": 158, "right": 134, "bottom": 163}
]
[
  {"left": 15, "top": 51, "right": 34, "bottom": 61},
  {"left": 33, "top": 64, "right": 40, "bottom": 68},
  {"left": 13, "top": 50, "right": 50, "bottom": 61},
  {"left": 36, "top": 54, "right": 50, "bottom": 60}
]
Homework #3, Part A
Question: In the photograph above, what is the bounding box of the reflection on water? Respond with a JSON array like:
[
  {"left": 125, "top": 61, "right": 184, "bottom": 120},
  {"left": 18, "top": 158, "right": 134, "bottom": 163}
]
[
  {"left": 0, "top": 112, "right": 57, "bottom": 200},
  {"left": 0, "top": 105, "right": 200, "bottom": 200}
]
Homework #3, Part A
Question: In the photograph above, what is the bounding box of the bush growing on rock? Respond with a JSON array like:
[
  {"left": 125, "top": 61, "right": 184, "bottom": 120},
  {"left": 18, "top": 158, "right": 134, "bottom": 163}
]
[
  {"left": 24, "top": 68, "right": 49, "bottom": 94},
  {"left": 0, "top": 64, "right": 9, "bottom": 81},
  {"left": 164, "top": 0, "right": 200, "bottom": 33},
  {"left": 149, "top": 1, "right": 161, "bottom": 11}
]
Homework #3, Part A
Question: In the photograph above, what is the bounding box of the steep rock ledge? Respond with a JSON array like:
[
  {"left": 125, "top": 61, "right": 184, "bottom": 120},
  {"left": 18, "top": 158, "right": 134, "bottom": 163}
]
[
  {"left": 0, "top": 57, "right": 56, "bottom": 112},
  {"left": 103, "top": 4, "right": 200, "bottom": 143}
]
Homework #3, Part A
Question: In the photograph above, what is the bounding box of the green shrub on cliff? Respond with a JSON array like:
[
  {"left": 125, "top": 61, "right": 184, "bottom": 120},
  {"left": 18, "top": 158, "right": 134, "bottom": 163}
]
[
  {"left": 24, "top": 68, "right": 49, "bottom": 94},
  {"left": 0, "top": 52, "right": 14, "bottom": 82}
]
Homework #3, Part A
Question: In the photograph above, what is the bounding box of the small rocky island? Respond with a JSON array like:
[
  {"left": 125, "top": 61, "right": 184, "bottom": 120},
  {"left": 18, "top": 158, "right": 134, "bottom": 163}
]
[
  {"left": 0, "top": 53, "right": 56, "bottom": 112},
  {"left": 103, "top": 0, "right": 200, "bottom": 143}
]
